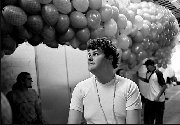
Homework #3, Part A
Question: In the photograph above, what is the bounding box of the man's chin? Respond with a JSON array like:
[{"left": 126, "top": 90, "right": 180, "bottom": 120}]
[{"left": 88, "top": 68, "right": 96, "bottom": 74}]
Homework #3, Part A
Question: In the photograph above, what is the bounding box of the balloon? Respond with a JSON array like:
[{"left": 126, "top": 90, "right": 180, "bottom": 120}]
[
  {"left": 99, "top": 4, "right": 113, "bottom": 22},
  {"left": 140, "top": 23, "right": 150, "bottom": 37},
  {"left": 1, "top": 92, "right": 12, "bottom": 124},
  {"left": 111, "top": 38, "right": 119, "bottom": 48},
  {"left": 28, "top": 35, "right": 42, "bottom": 46},
  {"left": 131, "top": 43, "right": 143, "bottom": 54},
  {"left": 55, "top": 14, "right": 70, "bottom": 33},
  {"left": 112, "top": 6, "right": 119, "bottom": 21},
  {"left": 143, "top": 20, "right": 151, "bottom": 26},
  {"left": 2, "top": 0, "right": 18, "bottom": 6},
  {"left": 41, "top": 25, "right": 56, "bottom": 42},
  {"left": 133, "top": 31, "right": 143, "bottom": 43},
  {"left": 39, "top": 0, "right": 52, "bottom": 4},
  {"left": 19, "top": 0, "right": 41, "bottom": 14},
  {"left": 58, "top": 27, "right": 75, "bottom": 44},
  {"left": 136, "top": 9, "right": 143, "bottom": 16},
  {"left": 13, "top": 26, "right": 32, "bottom": 40},
  {"left": 78, "top": 43, "right": 87, "bottom": 50},
  {"left": 121, "top": 49, "right": 131, "bottom": 61},
  {"left": 142, "top": 13, "right": 151, "bottom": 21},
  {"left": 117, "top": 14, "right": 127, "bottom": 29},
  {"left": 90, "top": 25, "right": 105, "bottom": 39},
  {"left": 44, "top": 39, "right": 59, "bottom": 48},
  {"left": 128, "top": 52, "right": 137, "bottom": 65},
  {"left": 42, "top": 4, "right": 59, "bottom": 26},
  {"left": 129, "top": 25, "right": 138, "bottom": 38},
  {"left": 140, "top": 1, "right": 149, "bottom": 8},
  {"left": 86, "top": 10, "right": 101, "bottom": 29},
  {"left": 69, "top": 37, "right": 80, "bottom": 49},
  {"left": 2, "top": 35, "right": 17, "bottom": 55},
  {"left": 89, "top": 0, "right": 102, "bottom": 10},
  {"left": 120, "top": 20, "right": 132, "bottom": 35},
  {"left": 2, "top": 5, "right": 27, "bottom": 26},
  {"left": 26, "top": 15, "right": 44, "bottom": 34},
  {"left": 136, "top": 50, "right": 148, "bottom": 61},
  {"left": 76, "top": 28, "right": 90, "bottom": 43},
  {"left": 72, "top": 0, "right": 89, "bottom": 12},
  {"left": 1, "top": 15, "right": 13, "bottom": 34},
  {"left": 104, "top": 18, "right": 117, "bottom": 37},
  {"left": 156, "top": 22, "right": 163, "bottom": 34},
  {"left": 53, "top": 0, "right": 72, "bottom": 14},
  {"left": 118, "top": 6, "right": 129, "bottom": 16},
  {"left": 117, "top": 34, "right": 131, "bottom": 50},
  {"left": 127, "top": 10, "right": 135, "bottom": 22},
  {"left": 70, "top": 11, "right": 87, "bottom": 28},
  {"left": 134, "top": 15, "right": 143, "bottom": 30},
  {"left": 141, "top": 38, "right": 150, "bottom": 50},
  {"left": 117, "top": 48, "right": 123, "bottom": 58}
]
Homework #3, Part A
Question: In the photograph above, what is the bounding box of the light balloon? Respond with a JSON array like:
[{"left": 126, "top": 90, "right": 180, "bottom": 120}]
[{"left": 104, "top": 18, "right": 117, "bottom": 37}]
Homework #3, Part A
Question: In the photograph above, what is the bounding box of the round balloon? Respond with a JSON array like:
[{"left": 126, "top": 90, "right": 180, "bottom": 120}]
[
  {"left": 72, "top": 0, "right": 89, "bottom": 12},
  {"left": 70, "top": 11, "right": 87, "bottom": 28},
  {"left": 117, "top": 14, "right": 127, "bottom": 29},
  {"left": 39, "top": 0, "right": 52, "bottom": 4},
  {"left": 19, "top": 0, "right": 41, "bottom": 14},
  {"left": 121, "top": 49, "right": 131, "bottom": 61},
  {"left": 53, "top": 0, "right": 72, "bottom": 14},
  {"left": 86, "top": 10, "right": 101, "bottom": 29},
  {"left": 42, "top": 4, "right": 59, "bottom": 26},
  {"left": 90, "top": 25, "right": 105, "bottom": 39},
  {"left": 55, "top": 14, "right": 70, "bottom": 33},
  {"left": 89, "top": 0, "right": 102, "bottom": 10},
  {"left": 104, "top": 18, "right": 117, "bottom": 37},
  {"left": 117, "top": 34, "right": 131, "bottom": 50},
  {"left": 2, "top": 5, "right": 27, "bottom": 26},
  {"left": 58, "top": 27, "right": 75, "bottom": 44},
  {"left": 99, "top": 4, "right": 113, "bottom": 22},
  {"left": 76, "top": 28, "right": 90, "bottom": 43},
  {"left": 26, "top": 15, "right": 44, "bottom": 34}
]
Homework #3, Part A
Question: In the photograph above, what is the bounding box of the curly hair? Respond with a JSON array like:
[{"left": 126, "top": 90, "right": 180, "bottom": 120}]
[{"left": 87, "top": 37, "right": 119, "bottom": 68}]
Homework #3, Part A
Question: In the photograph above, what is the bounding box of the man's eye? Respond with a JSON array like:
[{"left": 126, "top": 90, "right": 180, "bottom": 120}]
[{"left": 93, "top": 53, "right": 99, "bottom": 56}]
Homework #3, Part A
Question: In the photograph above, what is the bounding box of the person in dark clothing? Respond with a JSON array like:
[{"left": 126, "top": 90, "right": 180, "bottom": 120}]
[
  {"left": 137, "top": 59, "right": 167, "bottom": 124},
  {"left": 6, "top": 72, "right": 45, "bottom": 124}
]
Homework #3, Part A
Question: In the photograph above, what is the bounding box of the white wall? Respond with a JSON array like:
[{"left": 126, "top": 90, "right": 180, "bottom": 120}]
[
  {"left": 1, "top": 42, "right": 38, "bottom": 95},
  {"left": 35, "top": 44, "right": 90, "bottom": 124}
]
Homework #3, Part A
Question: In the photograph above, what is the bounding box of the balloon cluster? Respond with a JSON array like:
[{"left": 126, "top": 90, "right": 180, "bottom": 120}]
[
  {"left": 1, "top": 0, "right": 179, "bottom": 70},
  {"left": 111, "top": 0, "right": 180, "bottom": 70}
]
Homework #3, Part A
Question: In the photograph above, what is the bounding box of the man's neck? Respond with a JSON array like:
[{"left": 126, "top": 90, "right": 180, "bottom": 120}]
[{"left": 94, "top": 71, "right": 115, "bottom": 84}]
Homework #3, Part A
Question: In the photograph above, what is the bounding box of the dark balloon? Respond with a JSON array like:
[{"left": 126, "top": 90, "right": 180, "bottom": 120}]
[{"left": 55, "top": 14, "right": 70, "bottom": 33}]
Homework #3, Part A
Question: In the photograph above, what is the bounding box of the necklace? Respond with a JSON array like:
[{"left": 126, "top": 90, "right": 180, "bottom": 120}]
[{"left": 94, "top": 76, "right": 118, "bottom": 124}]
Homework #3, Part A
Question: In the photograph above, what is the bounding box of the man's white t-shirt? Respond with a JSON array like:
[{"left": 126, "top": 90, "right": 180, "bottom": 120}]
[
  {"left": 146, "top": 72, "right": 166, "bottom": 102},
  {"left": 69, "top": 75, "right": 142, "bottom": 124}
]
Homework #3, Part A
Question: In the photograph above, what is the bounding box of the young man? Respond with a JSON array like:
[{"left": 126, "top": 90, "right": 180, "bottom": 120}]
[
  {"left": 68, "top": 37, "right": 142, "bottom": 124},
  {"left": 137, "top": 59, "right": 167, "bottom": 124},
  {"left": 6, "top": 72, "right": 45, "bottom": 124}
]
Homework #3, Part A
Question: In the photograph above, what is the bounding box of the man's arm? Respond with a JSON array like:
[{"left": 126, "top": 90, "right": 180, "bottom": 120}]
[
  {"left": 126, "top": 109, "right": 141, "bottom": 124},
  {"left": 68, "top": 109, "right": 82, "bottom": 124},
  {"left": 136, "top": 72, "right": 149, "bottom": 83},
  {"left": 155, "top": 84, "right": 167, "bottom": 101}
]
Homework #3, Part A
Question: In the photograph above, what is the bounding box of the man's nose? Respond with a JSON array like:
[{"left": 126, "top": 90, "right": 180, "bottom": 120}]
[{"left": 88, "top": 56, "right": 93, "bottom": 61}]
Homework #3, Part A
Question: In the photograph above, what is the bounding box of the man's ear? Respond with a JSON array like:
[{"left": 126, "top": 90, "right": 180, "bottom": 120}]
[{"left": 108, "top": 55, "right": 113, "bottom": 63}]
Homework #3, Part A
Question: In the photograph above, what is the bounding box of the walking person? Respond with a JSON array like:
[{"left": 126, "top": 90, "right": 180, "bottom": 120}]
[
  {"left": 137, "top": 59, "right": 167, "bottom": 124},
  {"left": 68, "top": 37, "right": 142, "bottom": 124},
  {"left": 6, "top": 72, "right": 45, "bottom": 124}
]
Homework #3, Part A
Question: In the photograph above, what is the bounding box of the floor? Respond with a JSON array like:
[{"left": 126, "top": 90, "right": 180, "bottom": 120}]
[{"left": 140, "top": 85, "right": 180, "bottom": 124}]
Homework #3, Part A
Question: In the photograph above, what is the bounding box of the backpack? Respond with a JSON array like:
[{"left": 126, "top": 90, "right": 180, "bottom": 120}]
[{"left": 155, "top": 70, "right": 166, "bottom": 87}]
